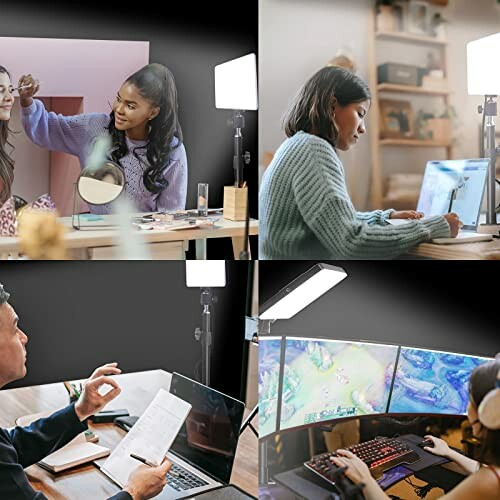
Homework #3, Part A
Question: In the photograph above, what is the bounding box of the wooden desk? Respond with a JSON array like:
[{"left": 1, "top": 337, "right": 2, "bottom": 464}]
[
  {"left": 0, "top": 370, "right": 258, "bottom": 499},
  {"left": 408, "top": 239, "right": 500, "bottom": 260},
  {"left": 0, "top": 214, "right": 258, "bottom": 260}
]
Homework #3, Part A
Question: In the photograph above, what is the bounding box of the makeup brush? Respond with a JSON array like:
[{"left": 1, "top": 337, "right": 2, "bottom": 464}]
[{"left": 11, "top": 81, "right": 41, "bottom": 92}]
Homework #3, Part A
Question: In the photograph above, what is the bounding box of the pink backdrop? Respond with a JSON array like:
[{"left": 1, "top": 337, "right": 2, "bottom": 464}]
[{"left": 0, "top": 37, "right": 149, "bottom": 215}]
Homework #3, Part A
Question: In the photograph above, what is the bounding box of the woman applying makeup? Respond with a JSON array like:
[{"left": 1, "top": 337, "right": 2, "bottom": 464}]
[{"left": 19, "top": 63, "right": 187, "bottom": 214}]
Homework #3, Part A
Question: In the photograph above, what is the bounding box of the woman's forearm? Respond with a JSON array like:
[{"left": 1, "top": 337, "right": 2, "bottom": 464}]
[
  {"left": 446, "top": 449, "right": 479, "bottom": 476},
  {"left": 362, "top": 477, "right": 391, "bottom": 500}
]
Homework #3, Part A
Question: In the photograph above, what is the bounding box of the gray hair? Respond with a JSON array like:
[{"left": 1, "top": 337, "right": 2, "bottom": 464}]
[{"left": 0, "top": 283, "right": 10, "bottom": 305}]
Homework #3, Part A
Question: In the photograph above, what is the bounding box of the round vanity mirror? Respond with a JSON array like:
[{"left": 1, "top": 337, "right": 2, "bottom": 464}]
[{"left": 77, "top": 161, "right": 125, "bottom": 205}]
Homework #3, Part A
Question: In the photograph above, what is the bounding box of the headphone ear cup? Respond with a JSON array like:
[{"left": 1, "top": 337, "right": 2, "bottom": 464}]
[{"left": 478, "top": 383, "right": 500, "bottom": 430}]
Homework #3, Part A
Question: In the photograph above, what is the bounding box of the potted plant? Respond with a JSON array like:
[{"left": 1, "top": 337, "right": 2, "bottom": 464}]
[{"left": 417, "top": 105, "right": 456, "bottom": 143}]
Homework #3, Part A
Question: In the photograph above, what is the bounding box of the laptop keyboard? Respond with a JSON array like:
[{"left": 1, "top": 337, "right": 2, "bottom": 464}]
[{"left": 167, "top": 462, "right": 209, "bottom": 492}]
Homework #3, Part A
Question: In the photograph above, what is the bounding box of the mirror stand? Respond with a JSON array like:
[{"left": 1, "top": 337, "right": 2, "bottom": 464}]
[{"left": 71, "top": 161, "right": 126, "bottom": 230}]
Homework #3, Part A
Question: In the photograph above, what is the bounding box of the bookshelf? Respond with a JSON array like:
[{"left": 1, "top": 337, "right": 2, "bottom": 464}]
[{"left": 368, "top": 3, "right": 453, "bottom": 209}]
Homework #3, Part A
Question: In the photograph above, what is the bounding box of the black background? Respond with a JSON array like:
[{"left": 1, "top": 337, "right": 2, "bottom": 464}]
[
  {"left": 0, "top": 1, "right": 258, "bottom": 258},
  {"left": 260, "top": 261, "right": 498, "bottom": 358},
  {"left": 1, "top": 261, "right": 252, "bottom": 402}
]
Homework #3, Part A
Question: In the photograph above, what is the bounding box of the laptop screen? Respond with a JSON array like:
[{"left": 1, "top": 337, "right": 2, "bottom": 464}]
[
  {"left": 416, "top": 159, "right": 489, "bottom": 229},
  {"left": 169, "top": 373, "right": 245, "bottom": 484}
]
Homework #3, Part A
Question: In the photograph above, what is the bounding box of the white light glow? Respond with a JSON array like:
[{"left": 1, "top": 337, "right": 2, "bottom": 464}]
[
  {"left": 214, "top": 53, "right": 258, "bottom": 110},
  {"left": 467, "top": 33, "right": 500, "bottom": 95},
  {"left": 185, "top": 260, "right": 226, "bottom": 288},
  {"left": 260, "top": 268, "right": 347, "bottom": 320}
]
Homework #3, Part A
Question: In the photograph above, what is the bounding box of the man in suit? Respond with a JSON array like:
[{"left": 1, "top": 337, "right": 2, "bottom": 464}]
[{"left": 0, "top": 282, "right": 170, "bottom": 500}]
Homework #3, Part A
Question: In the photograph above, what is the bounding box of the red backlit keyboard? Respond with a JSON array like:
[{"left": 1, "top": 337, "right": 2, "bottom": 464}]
[{"left": 305, "top": 436, "right": 420, "bottom": 483}]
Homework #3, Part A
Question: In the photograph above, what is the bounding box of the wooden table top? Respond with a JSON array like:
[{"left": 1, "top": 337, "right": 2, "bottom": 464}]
[
  {"left": 409, "top": 238, "right": 500, "bottom": 260},
  {"left": 0, "top": 214, "right": 258, "bottom": 253},
  {"left": 0, "top": 370, "right": 257, "bottom": 499}
]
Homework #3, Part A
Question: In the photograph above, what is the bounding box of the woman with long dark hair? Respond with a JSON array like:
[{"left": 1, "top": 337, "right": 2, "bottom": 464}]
[
  {"left": 19, "top": 63, "right": 187, "bottom": 214},
  {"left": 259, "top": 66, "right": 460, "bottom": 259},
  {"left": 0, "top": 66, "right": 15, "bottom": 206},
  {"left": 333, "top": 359, "right": 500, "bottom": 499}
]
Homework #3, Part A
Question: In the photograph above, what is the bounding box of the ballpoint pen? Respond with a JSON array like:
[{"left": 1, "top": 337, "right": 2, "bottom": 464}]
[{"left": 129, "top": 454, "right": 182, "bottom": 478}]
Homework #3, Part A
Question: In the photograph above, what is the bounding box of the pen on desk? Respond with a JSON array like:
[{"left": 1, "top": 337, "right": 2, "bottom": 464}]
[{"left": 129, "top": 454, "right": 182, "bottom": 477}]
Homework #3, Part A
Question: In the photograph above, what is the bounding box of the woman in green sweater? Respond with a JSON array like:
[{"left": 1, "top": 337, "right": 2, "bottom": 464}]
[{"left": 259, "top": 66, "right": 459, "bottom": 259}]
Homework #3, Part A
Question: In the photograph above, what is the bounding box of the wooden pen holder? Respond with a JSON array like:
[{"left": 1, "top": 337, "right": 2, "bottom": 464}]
[{"left": 223, "top": 186, "right": 248, "bottom": 221}]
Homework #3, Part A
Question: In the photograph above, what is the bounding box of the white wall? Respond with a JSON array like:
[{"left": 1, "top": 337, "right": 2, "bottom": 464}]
[
  {"left": 259, "top": 0, "right": 500, "bottom": 210},
  {"left": 259, "top": 0, "right": 373, "bottom": 206}
]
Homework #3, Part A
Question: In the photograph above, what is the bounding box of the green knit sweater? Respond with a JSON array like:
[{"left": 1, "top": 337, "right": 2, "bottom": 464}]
[{"left": 259, "top": 132, "right": 451, "bottom": 259}]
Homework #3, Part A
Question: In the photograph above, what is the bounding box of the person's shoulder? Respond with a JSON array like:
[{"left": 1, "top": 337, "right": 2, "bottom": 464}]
[
  {"left": 289, "top": 132, "right": 338, "bottom": 158},
  {"left": 85, "top": 113, "right": 110, "bottom": 129},
  {"left": 169, "top": 137, "right": 186, "bottom": 161},
  {"left": 462, "top": 467, "right": 500, "bottom": 498}
]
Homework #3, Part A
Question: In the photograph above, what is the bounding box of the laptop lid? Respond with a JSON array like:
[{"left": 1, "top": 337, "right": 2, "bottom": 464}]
[
  {"left": 416, "top": 159, "right": 489, "bottom": 230},
  {"left": 169, "top": 373, "right": 245, "bottom": 485}
]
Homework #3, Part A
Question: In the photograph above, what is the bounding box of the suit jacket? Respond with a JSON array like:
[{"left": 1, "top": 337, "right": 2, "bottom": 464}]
[{"left": 0, "top": 403, "right": 131, "bottom": 499}]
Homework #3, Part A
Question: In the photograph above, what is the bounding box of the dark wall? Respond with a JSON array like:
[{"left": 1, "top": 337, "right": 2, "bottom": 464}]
[
  {"left": 260, "top": 261, "right": 499, "bottom": 358},
  {"left": 0, "top": 1, "right": 258, "bottom": 258},
  {"left": 1, "top": 261, "right": 250, "bottom": 401}
]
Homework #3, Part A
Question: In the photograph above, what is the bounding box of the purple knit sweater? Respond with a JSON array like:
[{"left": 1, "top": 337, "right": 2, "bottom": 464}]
[{"left": 22, "top": 99, "right": 187, "bottom": 215}]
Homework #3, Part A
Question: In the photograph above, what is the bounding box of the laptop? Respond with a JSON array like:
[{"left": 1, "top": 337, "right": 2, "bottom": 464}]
[
  {"left": 387, "top": 159, "right": 493, "bottom": 244},
  {"left": 153, "top": 372, "right": 245, "bottom": 499}
]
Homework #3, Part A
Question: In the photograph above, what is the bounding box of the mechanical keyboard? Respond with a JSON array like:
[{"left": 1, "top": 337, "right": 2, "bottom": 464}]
[{"left": 305, "top": 436, "right": 420, "bottom": 483}]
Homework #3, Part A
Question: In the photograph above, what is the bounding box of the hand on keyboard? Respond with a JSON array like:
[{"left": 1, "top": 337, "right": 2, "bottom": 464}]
[
  {"left": 305, "top": 436, "right": 420, "bottom": 484},
  {"left": 331, "top": 449, "right": 373, "bottom": 488}
]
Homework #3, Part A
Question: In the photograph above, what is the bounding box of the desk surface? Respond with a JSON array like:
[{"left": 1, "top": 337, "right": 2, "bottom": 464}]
[
  {"left": 409, "top": 238, "right": 500, "bottom": 260},
  {"left": 0, "top": 370, "right": 258, "bottom": 499},
  {"left": 0, "top": 214, "right": 258, "bottom": 253}
]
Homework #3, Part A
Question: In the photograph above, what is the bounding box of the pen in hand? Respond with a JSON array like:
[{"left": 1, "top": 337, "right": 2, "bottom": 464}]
[
  {"left": 129, "top": 454, "right": 182, "bottom": 478},
  {"left": 448, "top": 188, "right": 456, "bottom": 213}
]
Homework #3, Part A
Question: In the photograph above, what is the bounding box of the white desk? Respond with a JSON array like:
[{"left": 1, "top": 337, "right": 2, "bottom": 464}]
[{"left": 0, "top": 214, "right": 258, "bottom": 260}]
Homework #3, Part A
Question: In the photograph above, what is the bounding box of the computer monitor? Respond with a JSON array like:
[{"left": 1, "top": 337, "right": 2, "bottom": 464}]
[
  {"left": 279, "top": 338, "right": 399, "bottom": 432},
  {"left": 416, "top": 159, "right": 489, "bottom": 230},
  {"left": 258, "top": 337, "right": 283, "bottom": 438},
  {"left": 388, "top": 347, "right": 493, "bottom": 415}
]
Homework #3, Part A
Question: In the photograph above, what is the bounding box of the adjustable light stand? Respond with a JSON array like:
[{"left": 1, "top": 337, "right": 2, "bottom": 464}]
[
  {"left": 230, "top": 110, "right": 251, "bottom": 188},
  {"left": 478, "top": 96, "right": 500, "bottom": 229},
  {"left": 194, "top": 287, "right": 216, "bottom": 387},
  {"left": 258, "top": 319, "right": 274, "bottom": 487},
  {"left": 229, "top": 110, "right": 252, "bottom": 260}
]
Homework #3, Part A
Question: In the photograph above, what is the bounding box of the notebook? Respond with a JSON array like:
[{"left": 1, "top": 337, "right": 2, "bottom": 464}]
[
  {"left": 15, "top": 409, "right": 110, "bottom": 473},
  {"left": 37, "top": 434, "right": 110, "bottom": 473},
  {"left": 386, "top": 159, "right": 493, "bottom": 244}
]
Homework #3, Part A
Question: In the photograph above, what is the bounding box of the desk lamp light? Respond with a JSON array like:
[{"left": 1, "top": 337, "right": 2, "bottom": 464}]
[
  {"left": 467, "top": 32, "right": 500, "bottom": 230},
  {"left": 186, "top": 261, "right": 226, "bottom": 387},
  {"left": 214, "top": 53, "right": 258, "bottom": 259},
  {"left": 258, "top": 263, "right": 348, "bottom": 486}
]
